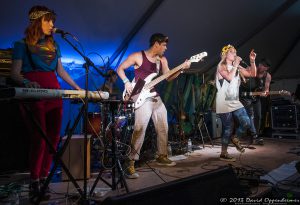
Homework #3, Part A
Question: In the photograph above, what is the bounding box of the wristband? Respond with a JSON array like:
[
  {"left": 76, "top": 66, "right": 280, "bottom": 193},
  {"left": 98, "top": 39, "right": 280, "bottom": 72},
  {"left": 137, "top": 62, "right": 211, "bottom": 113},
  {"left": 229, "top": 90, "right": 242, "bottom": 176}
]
[
  {"left": 23, "top": 78, "right": 30, "bottom": 86},
  {"left": 123, "top": 78, "right": 129, "bottom": 84}
]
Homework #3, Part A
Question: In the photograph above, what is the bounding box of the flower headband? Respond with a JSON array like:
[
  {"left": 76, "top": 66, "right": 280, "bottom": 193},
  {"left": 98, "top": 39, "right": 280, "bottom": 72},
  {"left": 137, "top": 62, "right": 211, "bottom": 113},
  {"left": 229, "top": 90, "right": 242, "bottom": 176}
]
[
  {"left": 221, "top": 44, "right": 235, "bottom": 56},
  {"left": 29, "top": 11, "right": 51, "bottom": 21}
]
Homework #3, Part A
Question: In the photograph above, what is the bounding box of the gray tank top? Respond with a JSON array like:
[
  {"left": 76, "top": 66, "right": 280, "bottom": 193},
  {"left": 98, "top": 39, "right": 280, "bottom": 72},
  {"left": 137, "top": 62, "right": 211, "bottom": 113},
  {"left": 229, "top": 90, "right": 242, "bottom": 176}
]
[{"left": 215, "top": 65, "right": 244, "bottom": 113}]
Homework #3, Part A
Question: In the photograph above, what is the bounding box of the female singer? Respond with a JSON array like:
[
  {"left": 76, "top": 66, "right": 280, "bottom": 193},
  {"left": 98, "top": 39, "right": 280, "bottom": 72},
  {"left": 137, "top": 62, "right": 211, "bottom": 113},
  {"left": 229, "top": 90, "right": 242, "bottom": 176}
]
[{"left": 215, "top": 45, "right": 256, "bottom": 161}]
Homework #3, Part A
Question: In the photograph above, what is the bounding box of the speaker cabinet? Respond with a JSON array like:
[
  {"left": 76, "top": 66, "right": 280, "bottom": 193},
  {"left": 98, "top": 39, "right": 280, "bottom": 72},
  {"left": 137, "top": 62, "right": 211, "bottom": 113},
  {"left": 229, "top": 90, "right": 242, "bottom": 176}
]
[
  {"left": 211, "top": 112, "right": 222, "bottom": 139},
  {"left": 102, "top": 166, "right": 245, "bottom": 205},
  {"left": 271, "top": 105, "right": 298, "bottom": 130},
  {"left": 61, "top": 135, "right": 91, "bottom": 180}
]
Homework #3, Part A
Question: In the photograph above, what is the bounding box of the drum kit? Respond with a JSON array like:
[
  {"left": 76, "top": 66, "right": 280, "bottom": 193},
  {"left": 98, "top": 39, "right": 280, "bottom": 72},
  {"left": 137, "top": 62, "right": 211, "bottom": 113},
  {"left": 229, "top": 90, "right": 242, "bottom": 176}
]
[{"left": 86, "top": 100, "right": 135, "bottom": 168}]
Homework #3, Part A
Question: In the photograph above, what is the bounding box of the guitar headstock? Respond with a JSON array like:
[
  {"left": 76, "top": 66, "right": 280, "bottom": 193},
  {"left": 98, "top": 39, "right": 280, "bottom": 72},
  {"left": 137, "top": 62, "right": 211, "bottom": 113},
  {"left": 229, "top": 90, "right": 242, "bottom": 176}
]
[
  {"left": 279, "top": 90, "right": 291, "bottom": 96},
  {"left": 190, "top": 52, "right": 208, "bottom": 63}
]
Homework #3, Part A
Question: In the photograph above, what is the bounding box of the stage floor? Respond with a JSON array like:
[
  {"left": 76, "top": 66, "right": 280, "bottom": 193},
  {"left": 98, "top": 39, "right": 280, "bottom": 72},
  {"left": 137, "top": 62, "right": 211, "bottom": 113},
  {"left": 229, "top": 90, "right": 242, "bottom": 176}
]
[{"left": 1, "top": 138, "right": 299, "bottom": 204}]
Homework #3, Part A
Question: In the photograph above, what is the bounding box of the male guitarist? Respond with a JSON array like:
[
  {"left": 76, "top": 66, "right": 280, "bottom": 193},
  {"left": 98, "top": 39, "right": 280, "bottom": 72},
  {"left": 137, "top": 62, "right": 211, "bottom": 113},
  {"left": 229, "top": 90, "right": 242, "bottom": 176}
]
[
  {"left": 240, "top": 58, "right": 272, "bottom": 145},
  {"left": 117, "top": 33, "right": 191, "bottom": 178}
]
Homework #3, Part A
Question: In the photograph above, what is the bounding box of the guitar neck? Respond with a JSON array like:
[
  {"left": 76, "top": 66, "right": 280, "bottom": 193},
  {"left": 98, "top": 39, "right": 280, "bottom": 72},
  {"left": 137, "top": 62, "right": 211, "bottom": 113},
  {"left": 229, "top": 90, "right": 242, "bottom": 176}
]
[
  {"left": 249, "top": 91, "right": 264, "bottom": 96},
  {"left": 145, "top": 62, "right": 186, "bottom": 89},
  {"left": 250, "top": 91, "right": 287, "bottom": 96}
]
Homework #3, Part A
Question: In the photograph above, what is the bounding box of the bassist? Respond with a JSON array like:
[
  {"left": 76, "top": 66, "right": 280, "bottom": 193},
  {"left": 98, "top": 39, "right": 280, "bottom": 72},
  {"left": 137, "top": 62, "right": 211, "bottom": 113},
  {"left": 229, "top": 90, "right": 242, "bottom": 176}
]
[{"left": 117, "top": 33, "right": 191, "bottom": 178}]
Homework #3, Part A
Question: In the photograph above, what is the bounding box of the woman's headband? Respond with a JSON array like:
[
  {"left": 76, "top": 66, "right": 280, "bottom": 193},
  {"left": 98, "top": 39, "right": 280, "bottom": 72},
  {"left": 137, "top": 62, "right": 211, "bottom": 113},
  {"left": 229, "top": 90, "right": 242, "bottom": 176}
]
[
  {"left": 29, "top": 11, "right": 51, "bottom": 21},
  {"left": 221, "top": 44, "right": 235, "bottom": 56}
]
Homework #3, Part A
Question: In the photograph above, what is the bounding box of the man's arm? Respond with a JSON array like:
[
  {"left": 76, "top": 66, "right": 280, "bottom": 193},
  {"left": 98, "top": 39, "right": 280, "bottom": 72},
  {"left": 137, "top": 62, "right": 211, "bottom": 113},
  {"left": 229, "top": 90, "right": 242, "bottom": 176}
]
[
  {"left": 117, "top": 54, "right": 137, "bottom": 81},
  {"left": 264, "top": 73, "right": 271, "bottom": 92},
  {"left": 117, "top": 52, "right": 141, "bottom": 94},
  {"left": 258, "top": 72, "right": 271, "bottom": 97},
  {"left": 162, "top": 57, "right": 191, "bottom": 81}
]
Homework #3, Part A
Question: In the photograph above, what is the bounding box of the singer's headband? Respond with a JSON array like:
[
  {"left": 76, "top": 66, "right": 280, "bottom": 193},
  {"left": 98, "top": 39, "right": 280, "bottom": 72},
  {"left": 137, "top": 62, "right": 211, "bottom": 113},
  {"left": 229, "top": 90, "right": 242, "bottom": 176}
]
[
  {"left": 29, "top": 11, "right": 51, "bottom": 21},
  {"left": 221, "top": 44, "right": 235, "bottom": 56}
]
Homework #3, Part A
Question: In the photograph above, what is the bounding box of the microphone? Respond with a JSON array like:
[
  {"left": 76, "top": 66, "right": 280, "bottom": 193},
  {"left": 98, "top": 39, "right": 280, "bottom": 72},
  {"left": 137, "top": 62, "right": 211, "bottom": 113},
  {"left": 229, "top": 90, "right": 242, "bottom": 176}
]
[
  {"left": 233, "top": 56, "right": 242, "bottom": 67},
  {"left": 235, "top": 56, "right": 242, "bottom": 62},
  {"left": 53, "top": 28, "right": 79, "bottom": 41},
  {"left": 52, "top": 28, "right": 69, "bottom": 35}
]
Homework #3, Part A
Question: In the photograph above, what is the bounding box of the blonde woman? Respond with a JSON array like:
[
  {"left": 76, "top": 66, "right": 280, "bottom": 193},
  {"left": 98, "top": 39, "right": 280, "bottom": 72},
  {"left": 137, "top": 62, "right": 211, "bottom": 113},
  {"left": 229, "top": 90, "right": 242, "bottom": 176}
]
[{"left": 215, "top": 45, "right": 256, "bottom": 161}]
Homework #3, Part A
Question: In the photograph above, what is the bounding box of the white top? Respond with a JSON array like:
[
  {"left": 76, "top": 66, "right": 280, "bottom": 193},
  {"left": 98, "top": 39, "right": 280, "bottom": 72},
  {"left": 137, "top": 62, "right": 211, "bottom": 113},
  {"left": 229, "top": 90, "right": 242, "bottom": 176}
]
[{"left": 215, "top": 65, "right": 244, "bottom": 113}]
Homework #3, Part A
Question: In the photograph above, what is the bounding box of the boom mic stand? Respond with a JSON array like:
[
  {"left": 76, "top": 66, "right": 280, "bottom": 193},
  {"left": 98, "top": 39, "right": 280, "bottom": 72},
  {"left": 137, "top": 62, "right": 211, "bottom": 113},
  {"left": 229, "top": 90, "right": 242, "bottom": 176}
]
[{"left": 36, "top": 32, "right": 106, "bottom": 205}]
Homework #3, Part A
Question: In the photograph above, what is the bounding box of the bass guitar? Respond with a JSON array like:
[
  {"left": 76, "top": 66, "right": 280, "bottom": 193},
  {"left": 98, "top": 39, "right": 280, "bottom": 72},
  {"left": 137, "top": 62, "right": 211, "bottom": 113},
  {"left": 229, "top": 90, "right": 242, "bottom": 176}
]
[{"left": 123, "top": 52, "right": 207, "bottom": 109}]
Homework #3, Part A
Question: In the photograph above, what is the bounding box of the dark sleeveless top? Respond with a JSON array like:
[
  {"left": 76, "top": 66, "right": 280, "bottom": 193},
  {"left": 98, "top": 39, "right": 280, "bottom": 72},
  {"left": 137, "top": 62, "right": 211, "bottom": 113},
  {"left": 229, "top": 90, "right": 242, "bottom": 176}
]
[
  {"left": 134, "top": 51, "right": 162, "bottom": 95},
  {"left": 240, "top": 72, "right": 268, "bottom": 101},
  {"left": 134, "top": 51, "right": 161, "bottom": 80},
  {"left": 240, "top": 72, "right": 267, "bottom": 92},
  {"left": 257, "top": 72, "right": 268, "bottom": 91}
]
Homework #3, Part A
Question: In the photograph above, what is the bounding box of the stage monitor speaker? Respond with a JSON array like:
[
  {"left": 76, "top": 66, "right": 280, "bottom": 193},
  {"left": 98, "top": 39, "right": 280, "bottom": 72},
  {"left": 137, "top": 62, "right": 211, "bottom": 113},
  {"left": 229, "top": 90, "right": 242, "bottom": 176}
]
[
  {"left": 61, "top": 135, "right": 91, "bottom": 181},
  {"left": 102, "top": 166, "right": 245, "bottom": 205}
]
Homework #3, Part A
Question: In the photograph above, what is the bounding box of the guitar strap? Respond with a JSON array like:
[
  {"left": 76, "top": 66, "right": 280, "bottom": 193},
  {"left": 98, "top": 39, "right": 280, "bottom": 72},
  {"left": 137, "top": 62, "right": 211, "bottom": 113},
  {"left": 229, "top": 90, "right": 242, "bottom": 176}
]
[{"left": 156, "top": 56, "right": 161, "bottom": 74}]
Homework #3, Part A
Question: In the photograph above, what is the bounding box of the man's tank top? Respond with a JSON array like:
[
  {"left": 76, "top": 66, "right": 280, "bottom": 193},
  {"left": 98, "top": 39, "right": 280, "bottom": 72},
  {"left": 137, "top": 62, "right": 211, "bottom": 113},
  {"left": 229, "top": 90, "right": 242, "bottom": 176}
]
[{"left": 134, "top": 51, "right": 161, "bottom": 80}]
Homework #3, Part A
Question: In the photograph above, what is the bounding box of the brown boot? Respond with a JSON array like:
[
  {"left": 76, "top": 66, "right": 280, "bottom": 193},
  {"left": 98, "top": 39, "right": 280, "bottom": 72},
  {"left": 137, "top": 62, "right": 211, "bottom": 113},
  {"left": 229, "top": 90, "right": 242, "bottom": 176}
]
[
  {"left": 231, "top": 136, "right": 245, "bottom": 153},
  {"left": 220, "top": 144, "right": 236, "bottom": 162},
  {"left": 220, "top": 153, "right": 236, "bottom": 162}
]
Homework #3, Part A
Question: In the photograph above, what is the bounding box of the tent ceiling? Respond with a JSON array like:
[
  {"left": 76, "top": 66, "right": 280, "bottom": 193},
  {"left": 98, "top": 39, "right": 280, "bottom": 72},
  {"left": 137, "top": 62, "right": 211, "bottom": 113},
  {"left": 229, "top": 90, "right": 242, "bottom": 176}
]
[{"left": 1, "top": 0, "right": 300, "bottom": 80}]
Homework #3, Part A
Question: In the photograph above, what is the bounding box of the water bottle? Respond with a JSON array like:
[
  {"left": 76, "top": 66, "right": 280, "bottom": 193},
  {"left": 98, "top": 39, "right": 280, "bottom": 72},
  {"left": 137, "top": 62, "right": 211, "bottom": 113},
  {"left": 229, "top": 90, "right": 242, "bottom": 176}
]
[
  {"left": 167, "top": 143, "right": 172, "bottom": 157},
  {"left": 187, "top": 138, "right": 192, "bottom": 152}
]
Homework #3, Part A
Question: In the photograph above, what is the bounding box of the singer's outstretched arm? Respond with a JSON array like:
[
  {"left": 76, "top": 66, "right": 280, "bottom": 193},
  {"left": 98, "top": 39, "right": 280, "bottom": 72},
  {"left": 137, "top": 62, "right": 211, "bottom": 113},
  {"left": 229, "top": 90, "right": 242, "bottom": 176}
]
[{"left": 238, "top": 49, "right": 257, "bottom": 78}]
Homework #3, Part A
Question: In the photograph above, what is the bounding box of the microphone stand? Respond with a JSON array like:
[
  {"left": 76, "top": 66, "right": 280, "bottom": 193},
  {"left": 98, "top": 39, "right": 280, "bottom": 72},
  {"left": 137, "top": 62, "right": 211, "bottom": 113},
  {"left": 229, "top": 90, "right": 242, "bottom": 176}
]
[
  {"left": 36, "top": 33, "right": 106, "bottom": 205},
  {"left": 61, "top": 33, "right": 107, "bottom": 204}
]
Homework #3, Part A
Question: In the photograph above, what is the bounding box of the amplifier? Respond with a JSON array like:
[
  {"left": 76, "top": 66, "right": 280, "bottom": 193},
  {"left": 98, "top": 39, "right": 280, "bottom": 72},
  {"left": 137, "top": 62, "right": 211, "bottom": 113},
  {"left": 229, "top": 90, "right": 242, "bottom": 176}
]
[
  {"left": 61, "top": 135, "right": 91, "bottom": 180},
  {"left": 271, "top": 105, "right": 298, "bottom": 130},
  {"left": 0, "top": 48, "right": 12, "bottom": 77},
  {"left": 211, "top": 112, "right": 222, "bottom": 138}
]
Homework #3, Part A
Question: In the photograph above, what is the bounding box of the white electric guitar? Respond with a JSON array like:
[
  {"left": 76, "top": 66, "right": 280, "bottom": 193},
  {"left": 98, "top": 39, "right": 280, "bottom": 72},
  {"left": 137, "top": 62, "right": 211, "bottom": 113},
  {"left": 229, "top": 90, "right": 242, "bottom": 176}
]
[{"left": 123, "top": 52, "right": 207, "bottom": 109}]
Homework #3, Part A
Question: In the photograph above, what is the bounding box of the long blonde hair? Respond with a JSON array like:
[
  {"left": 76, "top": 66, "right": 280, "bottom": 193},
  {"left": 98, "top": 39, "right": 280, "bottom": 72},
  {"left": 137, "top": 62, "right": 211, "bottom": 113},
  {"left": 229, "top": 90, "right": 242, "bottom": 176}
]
[{"left": 218, "top": 44, "right": 236, "bottom": 68}]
